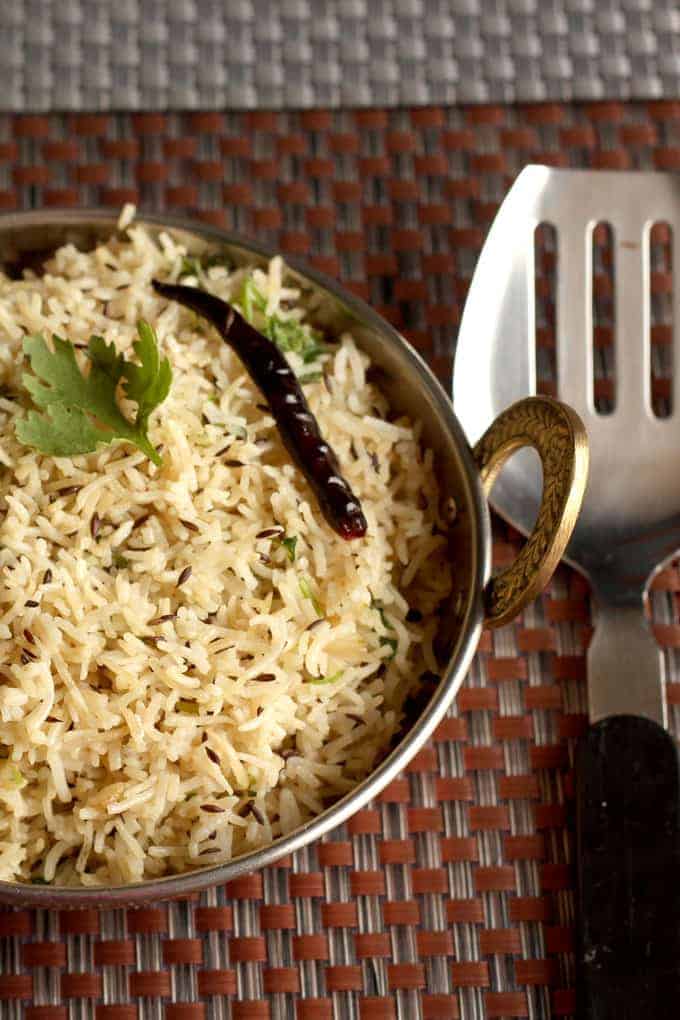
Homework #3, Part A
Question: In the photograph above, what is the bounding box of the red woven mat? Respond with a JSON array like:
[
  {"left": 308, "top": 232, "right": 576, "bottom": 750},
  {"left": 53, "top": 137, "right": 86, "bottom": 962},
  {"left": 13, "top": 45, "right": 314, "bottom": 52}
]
[{"left": 1, "top": 103, "right": 680, "bottom": 1020}]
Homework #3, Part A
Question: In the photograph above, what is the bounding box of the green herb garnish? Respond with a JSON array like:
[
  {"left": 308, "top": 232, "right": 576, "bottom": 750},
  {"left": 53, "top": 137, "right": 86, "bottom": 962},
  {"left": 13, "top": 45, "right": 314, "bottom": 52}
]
[
  {"left": 179, "top": 256, "right": 202, "bottom": 280},
  {"left": 380, "top": 636, "right": 398, "bottom": 658},
  {"left": 240, "top": 274, "right": 324, "bottom": 362},
  {"left": 299, "top": 371, "right": 323, "bottom": 386},
  {"left": 180, "top": 252, "right": 231, "bottom": 282},
  {"left": 305, "top": 669, "right": 344, "bottom": 685},
  {"left": 111, "top": 550, "right": 130, "bottom": 570},
  {"left": 302, "top": 342, "right": 328, "bottom": 364},
  {"left": 279, "top": 535, "right": 298, "bottom": 563},
  {"left": 371, "top": 597, "right": 398, "bottom": 659},
  {"left": 299, "top": 576, "right": 324, "bottom": 616},
  {"left": 16, "top": 321, "right": 172, "bottom": 466},
  {"left": 241, "top": 276, "right": 267, "bottom": 322}
]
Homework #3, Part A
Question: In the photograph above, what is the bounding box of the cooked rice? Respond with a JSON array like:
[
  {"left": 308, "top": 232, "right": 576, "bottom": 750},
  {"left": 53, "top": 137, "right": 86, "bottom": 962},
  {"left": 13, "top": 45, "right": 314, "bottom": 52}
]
[{"left": 0, "top": 215, "right": 452, "bottom": 886}]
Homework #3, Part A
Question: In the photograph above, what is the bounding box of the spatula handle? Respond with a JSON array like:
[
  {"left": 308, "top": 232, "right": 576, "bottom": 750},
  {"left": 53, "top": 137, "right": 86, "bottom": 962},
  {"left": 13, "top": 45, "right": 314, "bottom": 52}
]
[{"left": 575, "top": 714, "right": 680, "bottom": 1019}]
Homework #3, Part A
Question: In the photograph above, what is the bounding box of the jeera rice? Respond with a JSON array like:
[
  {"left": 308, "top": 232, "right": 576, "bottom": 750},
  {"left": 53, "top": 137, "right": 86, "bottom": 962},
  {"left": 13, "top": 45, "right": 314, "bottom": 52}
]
[{"left": 0, "top": 212, "right": 452, "bottom": 885}]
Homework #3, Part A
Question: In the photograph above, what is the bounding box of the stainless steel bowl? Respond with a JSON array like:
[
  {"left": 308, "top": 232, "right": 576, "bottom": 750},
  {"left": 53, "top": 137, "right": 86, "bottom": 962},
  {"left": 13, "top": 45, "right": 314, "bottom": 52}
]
[{"left": 0, "top": 211, "right": 587, "bottom": 906}]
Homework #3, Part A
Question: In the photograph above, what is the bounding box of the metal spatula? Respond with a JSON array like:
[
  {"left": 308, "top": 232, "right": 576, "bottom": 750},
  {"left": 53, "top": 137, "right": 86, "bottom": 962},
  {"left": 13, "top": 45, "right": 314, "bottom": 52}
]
[{"left": 454, "top": 166, "right": 680, "bottom": 1019}]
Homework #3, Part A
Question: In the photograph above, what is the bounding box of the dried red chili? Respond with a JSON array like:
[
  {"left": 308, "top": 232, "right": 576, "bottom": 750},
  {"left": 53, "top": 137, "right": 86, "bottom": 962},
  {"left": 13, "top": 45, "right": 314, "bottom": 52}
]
[{"left": 152, "top": 281, "right": 367, "bottom": 540}]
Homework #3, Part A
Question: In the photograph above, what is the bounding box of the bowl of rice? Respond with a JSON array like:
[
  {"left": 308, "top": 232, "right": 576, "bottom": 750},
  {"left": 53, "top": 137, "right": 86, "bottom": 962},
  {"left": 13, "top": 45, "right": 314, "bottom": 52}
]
[{"left": 0, "top": 209, "right": 587, "bottom": 905}]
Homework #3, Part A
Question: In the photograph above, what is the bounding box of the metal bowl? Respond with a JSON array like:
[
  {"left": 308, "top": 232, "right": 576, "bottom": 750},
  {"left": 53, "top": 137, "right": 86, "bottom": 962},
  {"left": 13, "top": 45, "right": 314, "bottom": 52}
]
[{"left": 0, "top": 211, "right": 587, "bottom": 906}]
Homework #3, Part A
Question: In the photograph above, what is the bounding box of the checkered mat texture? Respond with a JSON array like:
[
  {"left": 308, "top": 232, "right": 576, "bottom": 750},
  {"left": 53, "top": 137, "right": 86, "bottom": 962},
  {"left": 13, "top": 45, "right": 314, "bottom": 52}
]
[
  {"left": 1, "top": 102, "right": 680, "bottom": 1019},
  {"left": 5, "top": 0, "right": 680, "bottom": 110}
]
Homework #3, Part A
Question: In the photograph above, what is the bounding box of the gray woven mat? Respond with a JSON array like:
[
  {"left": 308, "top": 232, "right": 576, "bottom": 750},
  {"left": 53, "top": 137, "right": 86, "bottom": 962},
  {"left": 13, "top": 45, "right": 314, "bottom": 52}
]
[{"left": 3, "top": 0, "right": 680, "bottom": 112}]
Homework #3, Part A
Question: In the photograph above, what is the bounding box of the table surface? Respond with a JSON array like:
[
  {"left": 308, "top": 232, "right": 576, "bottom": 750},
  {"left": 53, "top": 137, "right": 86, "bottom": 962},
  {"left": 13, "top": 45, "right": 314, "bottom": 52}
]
[
  {"left": 1, "top": 100, "right": 680, "bottom": 1020},
  {"left": 4, "top": 0, "right": 680, "bottom": 111}
]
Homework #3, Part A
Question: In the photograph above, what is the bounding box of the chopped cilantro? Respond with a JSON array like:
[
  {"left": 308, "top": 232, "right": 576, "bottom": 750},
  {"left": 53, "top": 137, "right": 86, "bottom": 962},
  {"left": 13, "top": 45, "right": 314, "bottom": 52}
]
[
  {"left": 371, "top": 597, "right": 398, "bottom": 659},
  {"left": 302, "top": 342, "right": 328, "bottom": 364},
  {"left": 240, "top": 273, "right": 324, "bottom": 363},
  {"left": 179, "top": 255, "right": 202, "bottom": 280},
  {"left": 279, "top": 535, "right": 298, "bottom": 562},
  {"left": 299, "top": 576, "right": 324, "bottom": 616},
  {"left": 241, "top": 276, "right": 267, "bottom": 322},
  {"left": 380, "top": 636, "right": 398, "bottom": 658},
  {"left": 180, "top": 252, "right": 231, "bottom": 281},
  {"left": 305, "top": 669, "right": 344, "bottom": 685}
]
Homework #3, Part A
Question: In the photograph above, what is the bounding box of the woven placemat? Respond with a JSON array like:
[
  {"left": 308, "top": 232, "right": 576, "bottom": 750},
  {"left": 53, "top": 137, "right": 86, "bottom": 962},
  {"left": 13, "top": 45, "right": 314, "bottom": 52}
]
[
  {"left": 4, "top": 1, "right": 680, "bottom": 111},
  {"left": 1, "top": 102, "right": 679, "bottom": 1020}
]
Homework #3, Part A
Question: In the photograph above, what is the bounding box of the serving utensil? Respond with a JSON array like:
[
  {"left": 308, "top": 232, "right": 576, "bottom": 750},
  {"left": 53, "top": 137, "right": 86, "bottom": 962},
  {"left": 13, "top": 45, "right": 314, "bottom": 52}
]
[{"left": 454, "top": 166, "right": 680, "bottom": 1018}]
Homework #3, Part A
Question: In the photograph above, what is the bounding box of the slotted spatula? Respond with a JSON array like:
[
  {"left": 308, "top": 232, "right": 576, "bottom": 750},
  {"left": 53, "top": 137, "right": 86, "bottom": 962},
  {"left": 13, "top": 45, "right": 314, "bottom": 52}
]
[{"left": 454, "top": 166, "right": 680, "bottom": 1019}]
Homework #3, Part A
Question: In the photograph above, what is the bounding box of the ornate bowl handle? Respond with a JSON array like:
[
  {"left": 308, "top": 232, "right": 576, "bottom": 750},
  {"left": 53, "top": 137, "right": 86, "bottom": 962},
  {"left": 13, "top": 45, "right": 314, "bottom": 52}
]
[{"left": 473, "top": 396, "right": 589, "bottom": 628}]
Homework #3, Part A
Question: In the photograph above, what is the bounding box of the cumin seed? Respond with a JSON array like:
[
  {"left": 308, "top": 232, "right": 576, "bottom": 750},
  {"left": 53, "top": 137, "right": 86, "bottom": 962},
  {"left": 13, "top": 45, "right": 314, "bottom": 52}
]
[
  {"left": 151, "top": 613, "right": 177, "bottom": 625},
  {"left": 224, "top": 459, "right": 244, "bottom": 468},
  {"left": 131, "top": 512, "right": 151, "bottom": 531},
  {"left": 58, "top": 485, "right": 81, "bottom": 497},
  {"left": 253, "top": 673, "right": 276, "bottom": 683},
  {"left": 246, "top": 802, "right": 265, "bottom": 824},
  {"left": 90, "top": 513, "right": 101, "bottom": 540},
  {"left": 180, "top": 519, "right": 199, "bottom": 533},
  {"left": 256, "top": 527, "right": 284, "bottom": 539},
  {"left": 206, "top": 747, "right": 220, "bottom": 765},
  {"left": 25, "top": 600, "right": 39, "bottom": 608},
  {"left": 305, "top": 618, "right": 324, "bottom": 632},
  {"left": 43, "top": 569, "right": 53, "bottom": 584},
  {"left": 200, "top": 804, "right": 225, "bottom": 814},
  {"left": 23, "top": 629, "right": 35, "bottom": 645},
  {"left": 177, "top": 566, "right": 192, "bottom": 587},
  {"left": 21, "top": 648, "right": 37, "bottom": 664}
]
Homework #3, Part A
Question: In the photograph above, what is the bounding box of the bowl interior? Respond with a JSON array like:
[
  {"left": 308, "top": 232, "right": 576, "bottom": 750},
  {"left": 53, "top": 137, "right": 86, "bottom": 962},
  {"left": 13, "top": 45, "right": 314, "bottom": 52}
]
[{"left": 0, "top": 211, "right": 488, "bottom": 905}]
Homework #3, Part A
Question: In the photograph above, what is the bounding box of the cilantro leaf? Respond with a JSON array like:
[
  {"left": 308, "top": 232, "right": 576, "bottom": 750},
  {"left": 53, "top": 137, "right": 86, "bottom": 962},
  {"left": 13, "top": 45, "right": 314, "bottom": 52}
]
[
  {"left": 122, "top": 321, "right": 172, "bottom": 434},
  {"left": 16, "top": 321, "right": 172, "bottom": 466}
]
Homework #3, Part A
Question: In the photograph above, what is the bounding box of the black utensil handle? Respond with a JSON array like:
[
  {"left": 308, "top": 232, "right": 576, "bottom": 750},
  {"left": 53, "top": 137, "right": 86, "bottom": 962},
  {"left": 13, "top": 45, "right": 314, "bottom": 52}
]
[{"left": 576, "top": 714, "right": 680, "bottom": 1020}]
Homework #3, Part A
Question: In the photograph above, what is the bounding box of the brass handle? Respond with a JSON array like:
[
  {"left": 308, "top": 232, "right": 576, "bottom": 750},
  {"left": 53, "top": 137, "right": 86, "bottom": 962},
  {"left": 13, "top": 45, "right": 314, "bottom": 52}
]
[{"left": 473, "top": 396, "right": 589, "bottom": 628}]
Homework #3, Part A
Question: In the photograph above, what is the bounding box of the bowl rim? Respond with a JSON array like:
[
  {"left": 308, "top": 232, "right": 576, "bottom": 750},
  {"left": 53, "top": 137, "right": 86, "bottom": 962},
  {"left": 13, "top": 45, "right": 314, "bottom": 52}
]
[{"left": 0, "top": 209, "right": 490, "bottom": 906}]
